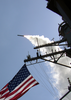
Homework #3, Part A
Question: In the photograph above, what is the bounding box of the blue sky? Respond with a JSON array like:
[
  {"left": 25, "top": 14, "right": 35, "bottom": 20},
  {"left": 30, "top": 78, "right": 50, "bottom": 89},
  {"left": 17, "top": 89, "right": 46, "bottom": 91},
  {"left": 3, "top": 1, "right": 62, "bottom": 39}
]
[{"left": 0, "top": 0, "right": 62, "bottom": 100}]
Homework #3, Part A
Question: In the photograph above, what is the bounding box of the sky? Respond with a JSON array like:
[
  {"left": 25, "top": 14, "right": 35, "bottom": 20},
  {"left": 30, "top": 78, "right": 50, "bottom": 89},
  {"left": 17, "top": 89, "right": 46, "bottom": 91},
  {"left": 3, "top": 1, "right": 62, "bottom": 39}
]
[{"left": 0, "top": 0, "right": 68, "bottom": 100}]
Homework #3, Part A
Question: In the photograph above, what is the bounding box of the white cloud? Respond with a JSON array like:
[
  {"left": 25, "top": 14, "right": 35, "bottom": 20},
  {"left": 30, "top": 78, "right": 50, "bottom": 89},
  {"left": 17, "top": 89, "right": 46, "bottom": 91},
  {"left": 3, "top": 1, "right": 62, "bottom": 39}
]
[{"left": 25, "top": 35, "right": 71, "bottom": 100}]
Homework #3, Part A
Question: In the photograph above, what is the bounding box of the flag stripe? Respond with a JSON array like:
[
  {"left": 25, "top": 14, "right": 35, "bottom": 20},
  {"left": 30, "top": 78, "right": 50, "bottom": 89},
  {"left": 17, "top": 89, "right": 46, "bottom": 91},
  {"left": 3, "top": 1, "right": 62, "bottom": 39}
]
[
  {"left": 12, "top": 75, "right": 32, "bottom": 91},
  {"left": 21, "top": 81, "right": 38, "bottom": 95},
  {"left": 13, "top": 81, "right": 38, "bottom": 100},
  {"left": 0, "top": 85, "right": 9, "bottom": 99},
  {"left": 5, "top": 80, "right": 38, "bottom": 100},
  {"left": 2, "top": 84, "right": 8, "bottom": 90},
  {"left": 0, "top": 84, "right": 8, "bottom": 93},
  {"left": 0, "top": 64, "right": 39, "bottom": 100},
  {"left": 6, "top": 75, "right": 33, "bottom": 96},
  {"left": 5, "top": 77, "right": 37, "bottom": 100},
  {"left": 1, "top": 89, "right": 9, "bottom": 98},
  {"left": 13, "top": 82, "right": 38, "bottom": 100}
]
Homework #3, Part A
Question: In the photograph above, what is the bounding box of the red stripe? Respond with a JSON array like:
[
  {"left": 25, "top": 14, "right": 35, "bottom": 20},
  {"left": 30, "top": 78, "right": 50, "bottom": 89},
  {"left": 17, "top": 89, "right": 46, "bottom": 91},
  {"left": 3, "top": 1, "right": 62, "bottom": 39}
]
[
  {"left": 8, "top": 79, "right": 36, "bottom": 100},
  {"left": 0, "top": 88, "right": 9, "bottom": 99},
  {"left": 0, "top": 88, "right": 8, "bottom": 95},
  {"left": 19, "top": 82, "right": 39, "bottom": 98},
  {"left": 0, "top": 83, "right": 8, "bottom": 93},
  {"left": 9, "top": 79, "right": 38, "bottom": 100},
  {"left": 14, "top": 81, "right": 38, "bottom": 100},
  {"left": 0, "top": 76, "right": 38, "bottom": 100},
  {"left": 2, "top": 84, "right": 8, "bottom": 90},
  {"left": 6, "top": 76, "right": 33, "bottom": 97},
  {"left": 1, "top": 92, "right": 9, "bottom": 99}
]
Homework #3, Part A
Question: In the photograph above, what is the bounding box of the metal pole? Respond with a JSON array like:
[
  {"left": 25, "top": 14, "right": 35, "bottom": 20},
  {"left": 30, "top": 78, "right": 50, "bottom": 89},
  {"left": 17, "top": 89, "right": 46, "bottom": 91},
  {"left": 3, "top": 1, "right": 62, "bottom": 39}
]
[{"left": 59, "top": 91, "right": 70, "bottom": 100}]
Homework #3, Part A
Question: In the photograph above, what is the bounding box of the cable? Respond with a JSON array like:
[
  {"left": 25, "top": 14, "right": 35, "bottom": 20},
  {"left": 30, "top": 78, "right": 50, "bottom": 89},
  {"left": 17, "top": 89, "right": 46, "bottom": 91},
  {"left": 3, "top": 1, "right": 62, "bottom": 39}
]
[
  {"left": 26, "top": 60, "right": 45, "bottom": 66},
  {"left": 27, "top": 61, "right": 60, "bottom": 99},
  {"left": 38, "top": 63, "right": 60, "bottom": 99},
  {"left": 31, "top": 64, "right": 58, "bottom": 99}
]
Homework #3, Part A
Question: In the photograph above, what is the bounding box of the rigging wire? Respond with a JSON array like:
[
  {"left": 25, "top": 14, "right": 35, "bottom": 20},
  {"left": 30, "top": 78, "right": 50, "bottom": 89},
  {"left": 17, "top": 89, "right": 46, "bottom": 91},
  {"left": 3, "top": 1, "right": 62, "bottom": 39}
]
[
  {"left": 38, "top": 63, "right": 60, "bottom": 99},
  {"left": 30, "top": 64, "right": 58, "bottom": 99},
  {"left": 39, "top": 64, "right": 59, "bottom": 93},
  {"left": 26, "top": 39, "right": 70, "bottom": 99},
  {"left": 26, "top": 58, "right": 71, "bottom": 99},
  {"left": 27, "top": 61, "right": 68, "bottom": 99},
  {"left": 26, "top": 60, "right": 45, "bottom": 66},
  {"left": 30, "top": 64, "right": 52, "bottom": 93},
  {"left": 26, "top": 61, "right": 60, "bottom": 99}
]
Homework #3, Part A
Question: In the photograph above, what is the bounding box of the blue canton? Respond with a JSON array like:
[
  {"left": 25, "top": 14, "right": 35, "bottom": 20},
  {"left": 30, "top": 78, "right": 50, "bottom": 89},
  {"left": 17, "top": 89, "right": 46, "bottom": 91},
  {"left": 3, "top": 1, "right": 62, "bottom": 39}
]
[{"left": 8, "top": 64, "right": 30, "bottom": 92}]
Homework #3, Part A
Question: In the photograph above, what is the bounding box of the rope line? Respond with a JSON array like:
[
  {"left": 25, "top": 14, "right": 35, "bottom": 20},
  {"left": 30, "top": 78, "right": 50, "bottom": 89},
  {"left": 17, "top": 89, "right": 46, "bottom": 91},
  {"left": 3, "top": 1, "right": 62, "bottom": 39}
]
[
  {"left": 30, "top": 64, "right": 58, "bottom": 99},
  {"left": 38, "top": 63, "right": 60, "bottom": 99}
]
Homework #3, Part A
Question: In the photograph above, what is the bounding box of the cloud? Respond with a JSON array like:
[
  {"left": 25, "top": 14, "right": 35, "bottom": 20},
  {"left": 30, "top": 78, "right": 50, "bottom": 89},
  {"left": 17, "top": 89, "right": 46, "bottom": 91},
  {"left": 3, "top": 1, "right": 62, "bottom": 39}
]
[{"left": 25, "top": 35, "right": 71, "bottom": 100}]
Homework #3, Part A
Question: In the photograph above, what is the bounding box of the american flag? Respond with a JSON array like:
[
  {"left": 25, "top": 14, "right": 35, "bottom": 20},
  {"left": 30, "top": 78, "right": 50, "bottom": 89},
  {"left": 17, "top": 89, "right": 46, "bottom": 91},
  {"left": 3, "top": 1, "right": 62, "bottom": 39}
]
[{"left": 0, "top": 64, "right": 39, "bottom": 100}]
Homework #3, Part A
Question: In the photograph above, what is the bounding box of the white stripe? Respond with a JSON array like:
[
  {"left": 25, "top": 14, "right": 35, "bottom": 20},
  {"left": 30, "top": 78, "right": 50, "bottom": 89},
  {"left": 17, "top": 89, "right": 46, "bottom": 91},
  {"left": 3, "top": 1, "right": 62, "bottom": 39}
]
[
  {"left": 5, "top": 77, "right": 35, "bottom": 100},
  {"left": 1, "top": 75, "right": 31, "bottom": 100},
  {"left": 12, "top": 75, "right": 32, "bottom": 91},
  {"left": 0, "top": 97, "right": 5, "bottom": 100},
  {"left": 0, "top": 86, "right": 7, "bottom": 92},
  {"left": 1, "top": 90, "right": 9, "bottom": 97},
  {"left": 6, "top": 77, "right": 34, "bottom": 99},
  {"left": 21, "top": 81, "right": 38, "bottom": 94}
]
